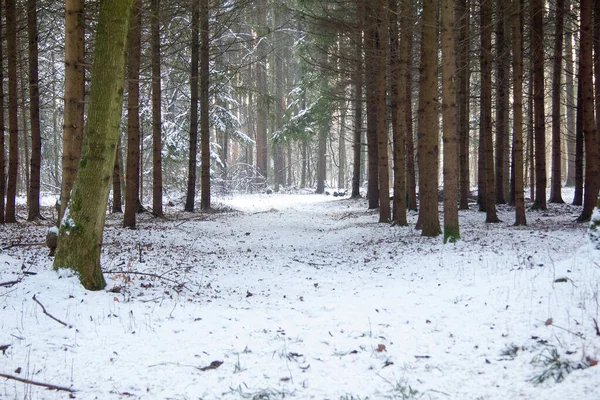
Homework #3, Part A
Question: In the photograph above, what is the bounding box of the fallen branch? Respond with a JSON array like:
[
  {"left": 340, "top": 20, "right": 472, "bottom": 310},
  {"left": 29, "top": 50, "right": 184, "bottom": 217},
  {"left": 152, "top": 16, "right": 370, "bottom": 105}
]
[
  {"left": 32, "top": 295, "right": 69, "bottom": 327},
  {"left": 0, "top": 279, "right": 22, "bottom": 288},
  {"left": 1, "top": 242, "right": 43, "bottom": 251},
  {"left": 594, "top": 318, "right": 600, "bottom": 337},
  {"left": 0, "top": 372, "right": 75, "bottom": 393}
]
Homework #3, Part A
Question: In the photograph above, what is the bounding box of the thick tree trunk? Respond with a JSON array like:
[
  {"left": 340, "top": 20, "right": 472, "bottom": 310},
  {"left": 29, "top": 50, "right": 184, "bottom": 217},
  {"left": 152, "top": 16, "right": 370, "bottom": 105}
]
[
  {"left": 442, "top": 0, "right": 459, "bottom": 242},
  {"left": 512, "top": 0, "right": 526, "bottom": 226},
  {"left": 549, "top": 0, "right": 565, "bottom": 203},
  {"left": 27, "top": 0, "right": 41, "bottom": 221},
  {"left": 124, "top": 0, "right": 141, "bottom": 229},
  {"left": 578, "top": 0, "right": 600, "bottom": 221},
  {"left": 532, "top": 0, "right": 547, "bottom": 210},
  {"left": 152, "top": 0, "right": 163, "bottom": 216},
  {"left": 200, "top": 0, "right": 210, "bottom": 210},
  {"left": 417, "top": 0, "right": 441, "bottom": 236},
  {"left": 185, "top": 0, "right": 199, "bottom": 211},
  {"left": 5, "top": 0, "right": 18, "bottom": 223},
  {"left": 391, "top": 0, "right": 407, "bottom": 226},
  {"left": 53, "top": 0, "right": 133, "bottom": 290},
  {"left": 60, "top": 0, "right": 85, "bottom": 221}
]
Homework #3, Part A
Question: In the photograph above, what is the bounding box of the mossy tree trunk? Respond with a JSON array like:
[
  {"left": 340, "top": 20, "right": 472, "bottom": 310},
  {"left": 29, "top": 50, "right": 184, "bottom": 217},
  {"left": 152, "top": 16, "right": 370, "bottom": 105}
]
[{"left": 53, "top": 0, "right": 133, "bottom": 291}]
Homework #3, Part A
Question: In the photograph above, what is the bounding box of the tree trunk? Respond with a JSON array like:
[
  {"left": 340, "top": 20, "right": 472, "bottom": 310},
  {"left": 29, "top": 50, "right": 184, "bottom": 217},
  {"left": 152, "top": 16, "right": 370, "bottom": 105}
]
[
  {"left": 255, "top": 1, "right": 268, "bottom": 182},
  {"left": 391, "top": 0, "right": 407, "bottom": 226},
  {"left": 375, "top": 0, "right": 390, "bottom": 223},
  {"left": 60, "top": 0, "right": 85, "bottom": 221},
  {"left": 365, "top": 2, "right": 379, "bottom": 209},
  {"left": 482, "top": 0, "right": 499, "bottom": 222},
  {"left": 512, "top": 0, "right": 526, "bottom": 225},
  {"left": 200, "top": 0, "right": 210, "bottom": 210},
  {"left": 417, "top": 0, "right": 441, "bottom": 236},
  {"left": 0, "top": 0, "right": 5, "bottom": 224},
  {"left": 549, "top": 0, "right": 565, "bottom": 203},
  {"left": 27, "top": 0, "right": 41, "bottom": 221},
  {"left": 338, "top": 110, "right": 346, "bottom": 189},
  {"left": 53, "top": 0, "right": 133, "bottom": 290},
  {"left": 442, "top": 0, "right": 459, "bottom": 242},
  {"left": 5, "top": 0, "right": 18, "bottom": 223},
  {"left": 532, "top": 0, "right": 547, "bottom": 210},
  {"left": 112, "top": 141, "right": 123, "bottom": 213},
  {"left": 578, "top": 0, "right": 600, "bottom": 221},
  {"left": 405, "top": 1, "right": 417, "bottom": 212},
  {"left": 351, "top": 21, "right": 363, "bottom": 199},
  {"left": 457, "top": 0, "right": 470, "bottom": 210},
  {"left": 123, "top": 0, "right": 141, "bottom": 229},
  {"left": 316, "top": 124, "right": 328, "bottom": 194},
  {"left": 185, "top": 0, "right": 199, "bottom": 211},
  {"left": 573, "top": 79, "right": 583, "bottom": 205},
  {"left": 564, "top": 0, "right": 576, "bottom": 187},
  {"left": 495, "top": 0, "right": 509, "bottom": 205},
  {"left": 152, "top": 0, "right": 163, "bottom": 216}
]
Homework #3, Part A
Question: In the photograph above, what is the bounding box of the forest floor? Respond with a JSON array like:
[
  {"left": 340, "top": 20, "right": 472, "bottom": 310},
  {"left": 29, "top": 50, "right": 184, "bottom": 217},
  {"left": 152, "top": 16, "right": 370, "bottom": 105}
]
[{"left": 0, "top": 190, "right": 599, "bottom": 400}]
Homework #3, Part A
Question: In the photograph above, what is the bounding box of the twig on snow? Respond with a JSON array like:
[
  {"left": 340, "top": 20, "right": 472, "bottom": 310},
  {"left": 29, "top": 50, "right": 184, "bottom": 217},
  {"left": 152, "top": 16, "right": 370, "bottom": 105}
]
[
  {"left": 0, "top": 372, "right": 75, "bottom": 393},
  {"left": 32, "top": 295, "right": 69, "bottom": 327},
  {"left": 0, "top": 279, "right": 22, "bottom": 288},
  {"left": 593, "top": 318, "right": 600, "bottom": 337},
  {"left": 104, "top": 270, "right": 189, "bottom": 290}
]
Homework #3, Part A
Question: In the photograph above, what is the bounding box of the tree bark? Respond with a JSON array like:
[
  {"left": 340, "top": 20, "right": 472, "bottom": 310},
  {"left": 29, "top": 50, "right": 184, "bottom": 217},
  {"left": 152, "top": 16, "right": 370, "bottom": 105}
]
[
  {"left": 185, "top": 0, "right": 199, "bottom": 211},
  {"left": 442, "top": 0, "right": 460, "bottom": 242},
  {"left": 391, "top": 0, "right": 407, "bottom": 226},
  {"left": 0, "top": 0, "right": 5, "bottom": 223},
  {"left": 375, "top": 0, "right": 390, "bottom": 223},
  {"left": 573, "top": 79, "right": 584, "bottom": 205},
  {"left": 417, "top": 0, "right": 441, "bottom": 236},
  {"left": 457, "top": 0, "right": 470, "bottom": 210},
  {"left": 532, "top": 0, "right": 547, "bottom": 210},
  {"left": 365, "top": 2, "right": 379, "bottom": 209},
  {"left": 495, "top": 0, "right": 509, "bottom": 205},
  {"left": 549, "top": 0, "right": 565, "bottom": 203},
  {"left": 5, "top": 0, "right": 18, "bottom": 223},
  {"left": 405, "top": 1, "right": 417, "bottom": 212},
  {"left": 255, "top": 1, "right": 268, "bottom": 182},
  {"left": 152, "top": 0, "right": 163, "bottom": 216},
  {"left": 53, "top": 0, "right": 133, "bottom": 290},
  {"left": 123, "top": 0, "right": 141, "bottom": 229},
  {"left": 112, "top": 142, "right": 123, "bottom": 213},
  {"left": 200, "top": 0, "right": 211, "bottom": 210},
  {"left": 565, "top": 0, "right": 576, "bottom": 187},
  {"left": 27, "top": 0, "right": 41, "bottom": 221},
  {"left": 60, "top": 0, "right": 85, "bottom": 221},
  {"left": 578, "top": 0, "right": 600, "bottom": 222},
  {"left": 351, "top": 16, "right": 363, "bottom": 199},
  {"left": 512, "top": 0, "right": 526, "bottom": 225}
]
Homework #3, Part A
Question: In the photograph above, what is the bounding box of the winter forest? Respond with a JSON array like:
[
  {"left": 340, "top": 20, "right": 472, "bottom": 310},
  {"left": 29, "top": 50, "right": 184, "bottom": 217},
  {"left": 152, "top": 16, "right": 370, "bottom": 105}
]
[{"left": 1, "top": 0, "right": 600, "bottom": 398}]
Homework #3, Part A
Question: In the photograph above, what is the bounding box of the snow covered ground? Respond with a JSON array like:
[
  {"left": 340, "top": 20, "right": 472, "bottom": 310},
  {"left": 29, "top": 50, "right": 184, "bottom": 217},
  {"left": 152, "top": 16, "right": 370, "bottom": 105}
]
[{"left": 1, "top": 191, "right": 599, "bottom": 399}]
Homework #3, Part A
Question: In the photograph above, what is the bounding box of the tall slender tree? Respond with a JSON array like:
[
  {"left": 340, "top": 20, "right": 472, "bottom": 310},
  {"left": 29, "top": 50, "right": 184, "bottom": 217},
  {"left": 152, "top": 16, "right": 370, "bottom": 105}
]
[
  {"left": 442, "top": 0, "right": 459, "bottom": 242},
  {"left": 417, "top": 0, "right": 441, "bottom": 236},
  {"left": 495, "top": 0, "right": 509, "bottom": 204},
  {"left": 351, "top": 5, "right": 363, "bottom": 199},
  {"left": 457, "top": 0, "right": 470, "bottom": 210},
  {"left": 512, "top": 0, "right": 526, "bottom": 226},
  {"left": 200, "top": 0, "right": 211, "bottom": 210},
  {"left": 27, "top": 0, "right": 41, "bottom": 221},
  {"left": 185, "top": 0, "right": 199, "bottom": 211},
  {"left": 578, "top": 0, "right": 600, "bottom": 221},
  {"left": 549, "top": 0, "right": 565, "bottom": 203},
  {"left": 365, "top": 1, "right": 379, "bottom": 209},
  {"left": 0, "top": 0, "right": 5, "bottom": 224},
  {"left": 124, "top": 0, "right": 141, "bottom": 229},
  {"left": 151, "top": 0, "right": 163, "bottom": 216},
  {"left": 532, "top": 0, "right": 547, "bottom": 210},
  {"left": 5, "top": 0, "right": 18, "bottom": 223}
]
